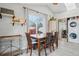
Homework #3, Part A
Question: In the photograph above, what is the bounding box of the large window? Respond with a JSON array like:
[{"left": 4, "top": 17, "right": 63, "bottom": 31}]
[
  {"left": 27, "top": 9, "right": 47, "bottom": 34},
  {"left": 29, "top": 15, "right": 43, "bottom": 33}
]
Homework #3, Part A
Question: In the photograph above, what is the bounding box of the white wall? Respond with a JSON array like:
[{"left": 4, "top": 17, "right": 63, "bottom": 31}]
[
  {"left": 0, "top": 3, "right": 53, "bottom": 49},
  {"left": 0, "top": 3, "right": 27, "bottom": 49},
  {"left": 0, "top": 3, "right": 24, "bottom": 17}
]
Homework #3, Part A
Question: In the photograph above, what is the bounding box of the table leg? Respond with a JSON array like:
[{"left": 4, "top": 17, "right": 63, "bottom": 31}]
[
  {"left": 38, "top": 48, "right": 40, "bottom": 56},
  {"left": 37, "top": 38, "right": 40, "bottom": 56},
  {"left": 56, "top": 39, "right": 58, "bottom": 48},
  {"left": 44, "top": 39, "right": 47, "bottom": 56},
  {"left": 44, "top": 48, "right": 47, "bottom": 56}
]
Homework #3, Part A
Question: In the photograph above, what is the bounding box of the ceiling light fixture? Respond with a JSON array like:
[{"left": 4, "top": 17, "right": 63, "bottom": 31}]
[{"left": 53, "top": 3, "right": 58, "bottom": 5}]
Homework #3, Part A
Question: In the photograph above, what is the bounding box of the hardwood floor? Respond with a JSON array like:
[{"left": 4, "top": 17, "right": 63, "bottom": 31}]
[{"left": 21, "top": 38, "right": 79, "bottom": 56}]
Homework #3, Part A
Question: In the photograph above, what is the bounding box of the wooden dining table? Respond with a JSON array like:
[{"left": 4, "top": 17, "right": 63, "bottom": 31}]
[
  {"left": 30, "top": 32, "right": 59, "bottom": 56},
  {"left": 30, "top": 34, "right": 46, "bottom": 39},
  {"left": 30, "top": 33, "right": 47, "bottom": 56}
]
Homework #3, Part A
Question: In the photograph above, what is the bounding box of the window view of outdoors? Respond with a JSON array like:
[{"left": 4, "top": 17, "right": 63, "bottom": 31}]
[{"left": 29, "top": 15, "right": 43, "bottom": 34}]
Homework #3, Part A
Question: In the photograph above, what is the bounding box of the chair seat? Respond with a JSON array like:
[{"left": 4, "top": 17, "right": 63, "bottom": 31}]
[
  {"left": 32, "top": 40, "right": 44, "bottom": 44},
  {"left": 40, "top": 40, "right": 44, "bottom": 42}
]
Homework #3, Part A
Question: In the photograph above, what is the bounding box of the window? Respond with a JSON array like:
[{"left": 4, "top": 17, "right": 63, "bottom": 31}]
[{"left": 27, "top": 9, "right": 46, "bottom": 34}]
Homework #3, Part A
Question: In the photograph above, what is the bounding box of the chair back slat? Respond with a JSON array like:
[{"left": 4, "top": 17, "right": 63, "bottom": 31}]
[
  {"left": 54, "top": 32, "right": 58, "bottom": 39},
  {"left": 46, "top": 32, "right": 53, "bottom": 43},
  {"left": 25, "top": 33, "right": 32, "bottom": 45}
]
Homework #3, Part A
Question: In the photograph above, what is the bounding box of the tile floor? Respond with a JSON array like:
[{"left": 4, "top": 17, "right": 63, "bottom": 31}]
[{"left": 20, "top": 38, "right": 79, "bottom": 56}]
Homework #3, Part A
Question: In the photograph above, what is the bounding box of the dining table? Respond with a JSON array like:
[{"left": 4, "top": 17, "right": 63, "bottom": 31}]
[
  {"left": 30, "top": 33, "right": 47, "bottom": 56},
  {"left": 30, "top": 34, "right": 46, "bottom": 39}
]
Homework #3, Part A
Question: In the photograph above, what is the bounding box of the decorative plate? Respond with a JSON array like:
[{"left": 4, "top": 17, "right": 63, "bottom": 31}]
[
  {"left": 70, "top": 22, "right": 77, "bottom": 27},
  {"left": 69, "top": 33, "right": 77, "bottom": 39}
]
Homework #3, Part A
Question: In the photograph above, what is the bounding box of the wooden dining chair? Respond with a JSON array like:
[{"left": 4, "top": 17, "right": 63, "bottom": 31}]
[
  {"left": 25, "top": 33, "right": 37, "bottom": 56},
  {"left": 46, "top": 32, "right": 55, "bottom": 52},
  {"left": 25, "top": 33, "right": 47, "bottom": 56},
  {"left": 54, "top": 32, "right": 58, "bottom": 48}
]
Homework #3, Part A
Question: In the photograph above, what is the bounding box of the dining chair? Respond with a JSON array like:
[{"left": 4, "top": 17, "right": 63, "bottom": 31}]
[
  {"left": 46, "top": 32, "right": 55, "bottom": 52},
  {"left": 54, "top": 32, "right": 58, "bottom": 48},
  {"left": 25, "top": 33, "right": 36, "bottom": 56},
  {"left": 25, "top": 33, "right": 47, "bottom": 56}
]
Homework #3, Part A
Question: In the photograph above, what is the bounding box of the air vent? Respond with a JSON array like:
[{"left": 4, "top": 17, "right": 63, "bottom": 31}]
[{"left": 0, "top": 7, "right": 14, "bottom": 16}]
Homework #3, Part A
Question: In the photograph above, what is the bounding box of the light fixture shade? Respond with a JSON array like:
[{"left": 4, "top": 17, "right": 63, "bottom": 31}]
[
  {"left": 19, "top": 18, "right": 26, "bottom": 25},
  {"left": 12, "top": 16, "right": 26, "bottom": 26},
  {"left": 53, "top": 3, "right": 58, "bottom": 5}
]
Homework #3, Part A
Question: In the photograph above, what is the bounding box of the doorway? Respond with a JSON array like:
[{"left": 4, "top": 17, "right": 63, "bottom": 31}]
[{"left": 58, "top": 19, "right": 67, "bottom": 41}]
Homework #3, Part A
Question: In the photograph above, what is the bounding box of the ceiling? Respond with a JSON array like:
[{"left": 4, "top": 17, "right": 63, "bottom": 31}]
[
  {"left": 48, "top": 3, "right": 79, "bottom": 14},
  {"left": 47, "top": 3, "right": 67, "bottom": 14},
  {"left": 22, "top": 3, "right": 79, "bottom": 14}
]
